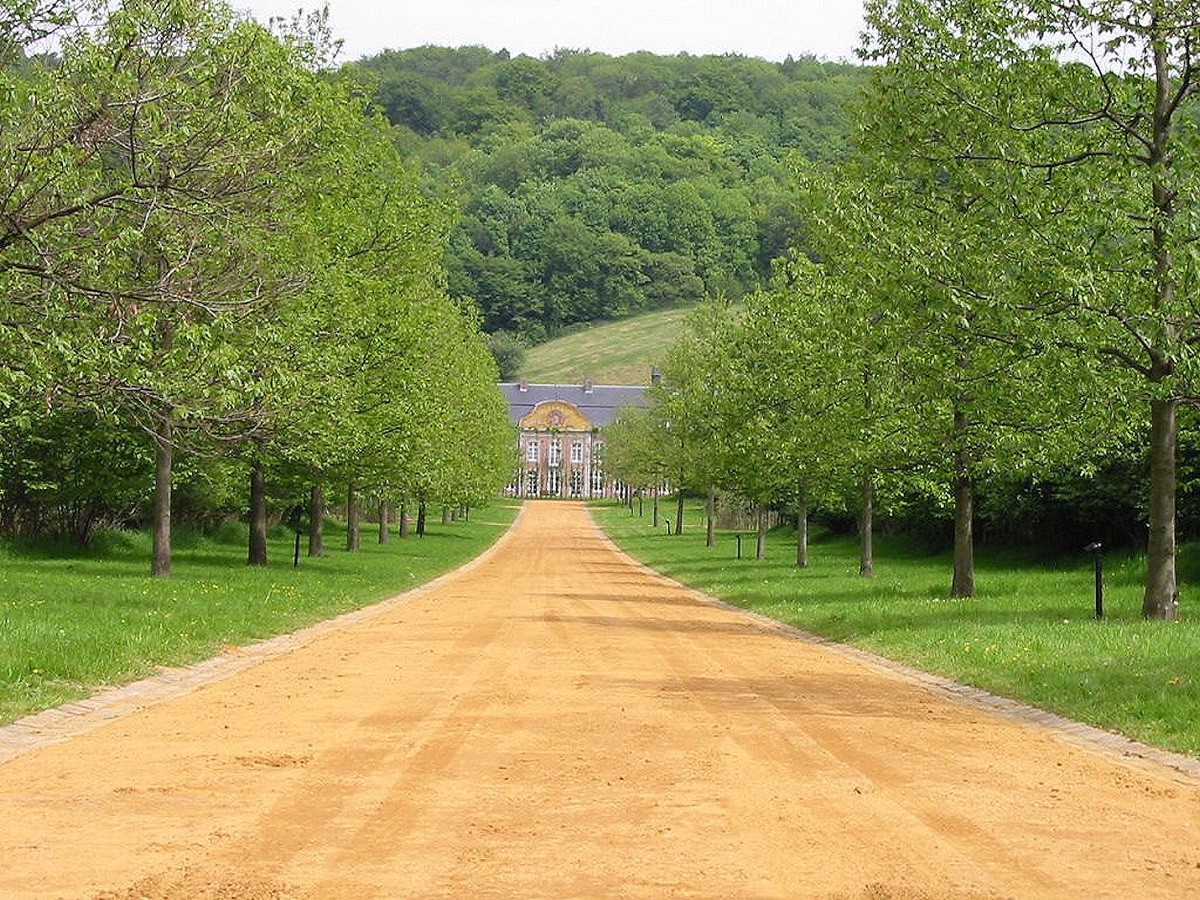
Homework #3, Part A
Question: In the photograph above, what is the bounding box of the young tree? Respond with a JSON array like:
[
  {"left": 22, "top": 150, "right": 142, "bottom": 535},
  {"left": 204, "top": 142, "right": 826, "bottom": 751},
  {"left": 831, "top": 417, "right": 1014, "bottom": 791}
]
[{"left": 652, "top": 303, "right": 741, "bottom": 537}]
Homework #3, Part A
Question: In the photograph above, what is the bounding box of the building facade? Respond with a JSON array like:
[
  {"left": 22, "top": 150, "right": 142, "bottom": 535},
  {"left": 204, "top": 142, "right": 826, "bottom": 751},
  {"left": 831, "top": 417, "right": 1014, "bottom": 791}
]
[{"left": 499, "top": 381, "right": 649, "bottom": 499}]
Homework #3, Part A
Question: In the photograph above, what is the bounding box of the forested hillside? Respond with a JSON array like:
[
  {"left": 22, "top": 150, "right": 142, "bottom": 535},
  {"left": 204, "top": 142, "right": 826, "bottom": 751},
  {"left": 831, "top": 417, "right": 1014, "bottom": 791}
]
[{"left": 351, "top": 47, "right": 868, "bottom": 342}]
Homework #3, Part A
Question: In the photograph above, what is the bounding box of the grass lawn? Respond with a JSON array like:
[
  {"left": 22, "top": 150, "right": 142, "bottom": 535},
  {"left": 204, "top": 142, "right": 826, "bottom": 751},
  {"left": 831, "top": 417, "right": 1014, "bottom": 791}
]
[
  {"left": 592, "top": 500, "right": 1200, "bottom": 758},
  {"left": 0, "top": 504, "right": 519, "bottom": 725}
]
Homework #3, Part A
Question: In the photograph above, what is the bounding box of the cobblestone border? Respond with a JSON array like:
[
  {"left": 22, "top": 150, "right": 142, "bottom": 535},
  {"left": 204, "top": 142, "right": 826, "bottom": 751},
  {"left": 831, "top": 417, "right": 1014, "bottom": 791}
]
[
  {"left": 0, "top": 506, "right": 524, "bottom": 767},
  {"left": 592, "top": 513, "right": 1200, "bottom": 785}
]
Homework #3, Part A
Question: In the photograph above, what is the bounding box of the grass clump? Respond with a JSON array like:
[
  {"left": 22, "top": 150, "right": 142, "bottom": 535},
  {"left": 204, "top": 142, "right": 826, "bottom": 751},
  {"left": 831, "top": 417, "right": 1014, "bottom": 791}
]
[
  {"left": 0, "top": 506, "right": 519, "bottom": 724},
  {"left": 592, "top": 501, "right": 1200, "bottom": 758}
]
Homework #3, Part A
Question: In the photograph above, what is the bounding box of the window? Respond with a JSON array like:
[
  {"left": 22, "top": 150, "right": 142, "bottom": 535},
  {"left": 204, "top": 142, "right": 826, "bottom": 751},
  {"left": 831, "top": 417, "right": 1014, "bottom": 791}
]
[
  {"left": 570, "top": 470, "right": 583, "bottom": 496},
  {"left": 548, "top": 438, "right": 561, "bottom": 467},
  {"left": 526, "top": 439, "right": 539, "bottom": 463},
  {"left": 570, "top": 440, "right": 584, "bottom": 464},
  {"left": 547, "top": 469, "right": 561, "bottom": 495},
  {"left": 526, "top": 468, "right": 539, "bottom": 496},
  {"left": 591, "top": 468, "right": 604, "bottom": 495}
]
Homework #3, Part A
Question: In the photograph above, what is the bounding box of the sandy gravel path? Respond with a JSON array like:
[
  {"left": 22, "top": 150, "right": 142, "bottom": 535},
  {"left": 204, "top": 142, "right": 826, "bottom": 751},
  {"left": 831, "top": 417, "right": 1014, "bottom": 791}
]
[{"left": 1, "top": 500, "right": 1198, "bottom": 899}]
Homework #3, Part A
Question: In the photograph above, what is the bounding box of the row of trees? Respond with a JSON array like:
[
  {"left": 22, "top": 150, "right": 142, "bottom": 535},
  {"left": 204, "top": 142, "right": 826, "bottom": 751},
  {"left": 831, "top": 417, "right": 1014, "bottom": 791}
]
[
  {"left": 354, "top": 46, "right": 869, "bottom": 341},
  {"left": 606, "top": 0, "right": 1200, "bottom": 621},
  {"left": 0, "top": 1, "right": 515, "bottom": 574}
]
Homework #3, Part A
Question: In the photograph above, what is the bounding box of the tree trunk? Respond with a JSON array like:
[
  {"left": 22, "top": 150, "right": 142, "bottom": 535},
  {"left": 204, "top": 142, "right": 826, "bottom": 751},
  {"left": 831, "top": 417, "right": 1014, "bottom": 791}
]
[
  {"left": 399, "top": 499, "right": 409, "bottom": 539},
  {"left": 674, "top": 486, "right": 684, "bottom": 536},
  {"left": 151, "top": 415, "right": 173, "bottom": 579},
  {"left": 706, "top": 485, "right": 716, "bottom": 548},
  {"left": 951, "top": 409, "right": 975, "bottom": 597},
  {"left": 442, "top": 504, "right": 452, "bottom": 525},
  {"left": 756, "top": 506, "right": 767, "bottom": 560},
  {"left": 248, "top": 459, "right": 267, "bottom": 566},
  {"left": 1144, "top": 397, "right": 1179, "bottom": 619},
  {"left": 378, "top": 499, "right": 389, "bottom": 544},
  {"left": 795, "top": 492, "right": 808, "bottom": 569},
  {"left": 416, "top": 499, "right": 427, "bottom": 537},
  {"left": 652, "top": 485, "right": 660, "bottom": 528},
  {"left": 346, "top": 481, "right": 361, "bottom": 552},
  {"left": 308, "top": 484, "right": 325, "bottom": 557},
  {"left": 859, "top": 474, "right": 874, "bottom": 578},
  {"left": 1143, "top": 44, "right": 1181, "bottom": 619}
]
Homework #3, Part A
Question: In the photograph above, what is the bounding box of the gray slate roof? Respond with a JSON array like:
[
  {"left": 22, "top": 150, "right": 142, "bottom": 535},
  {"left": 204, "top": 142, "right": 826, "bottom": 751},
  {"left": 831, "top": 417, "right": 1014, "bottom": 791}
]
[{"left": 498, "top": 382, "right": 649, "bottom": 427}]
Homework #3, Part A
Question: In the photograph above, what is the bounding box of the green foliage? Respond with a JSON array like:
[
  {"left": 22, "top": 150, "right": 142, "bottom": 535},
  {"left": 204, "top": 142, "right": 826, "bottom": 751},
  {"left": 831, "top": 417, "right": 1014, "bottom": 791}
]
[
  {"left": 0, "top": 408, "right": 153, "bottom": 544},
  {"left": 0, "top": 0, "right": 516, "bottom": 567},
  {"left": 857, "top": 0, "right": 1200, "bottom": 617},
  {"left": 354, "top": 47, "right": 869, "bottom": 342},
  {"left": 487, "top": 330, "right": 526, "bottom": 381},
  {"left": 603, "top": 407, "right": 666, "bottom": 493}
]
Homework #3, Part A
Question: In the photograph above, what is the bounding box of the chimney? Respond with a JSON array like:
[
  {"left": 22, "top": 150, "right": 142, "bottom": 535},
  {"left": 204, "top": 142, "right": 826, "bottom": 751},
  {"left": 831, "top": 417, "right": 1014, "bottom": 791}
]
[{"left": 650, "top": 366, "right": 662, "bottom": 386}]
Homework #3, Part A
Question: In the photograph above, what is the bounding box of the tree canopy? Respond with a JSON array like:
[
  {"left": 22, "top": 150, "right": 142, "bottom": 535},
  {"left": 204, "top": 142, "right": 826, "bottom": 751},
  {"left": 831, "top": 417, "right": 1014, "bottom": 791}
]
[{"left": 0, "top": 0, "right": 515, "bottom": 572}]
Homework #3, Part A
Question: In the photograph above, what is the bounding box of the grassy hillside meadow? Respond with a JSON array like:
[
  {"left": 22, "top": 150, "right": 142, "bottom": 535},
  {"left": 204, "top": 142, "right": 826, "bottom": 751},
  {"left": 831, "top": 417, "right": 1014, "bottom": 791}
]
[{"left": 518, "top": 307, "right": 692, "bottom": 385}]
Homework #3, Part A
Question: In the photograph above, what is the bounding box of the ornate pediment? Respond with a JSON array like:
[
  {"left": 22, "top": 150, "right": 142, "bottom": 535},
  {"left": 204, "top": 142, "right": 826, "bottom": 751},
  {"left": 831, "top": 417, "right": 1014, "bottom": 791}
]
[{"left": 520, "top": 400, "right": 592, "bottom": 432}]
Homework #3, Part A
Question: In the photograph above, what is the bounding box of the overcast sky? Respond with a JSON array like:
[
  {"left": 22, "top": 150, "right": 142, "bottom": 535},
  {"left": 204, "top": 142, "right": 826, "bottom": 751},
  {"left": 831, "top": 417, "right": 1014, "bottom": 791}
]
[{"left": 232, "top": 1, "right": 868, "bottom": 64}]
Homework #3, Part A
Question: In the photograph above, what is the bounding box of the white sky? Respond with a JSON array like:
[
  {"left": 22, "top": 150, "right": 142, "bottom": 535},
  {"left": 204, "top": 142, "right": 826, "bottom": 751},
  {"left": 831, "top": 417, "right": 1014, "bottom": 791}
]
[{"left": 232, "top": 1, "right": 868, "bottom": 64}]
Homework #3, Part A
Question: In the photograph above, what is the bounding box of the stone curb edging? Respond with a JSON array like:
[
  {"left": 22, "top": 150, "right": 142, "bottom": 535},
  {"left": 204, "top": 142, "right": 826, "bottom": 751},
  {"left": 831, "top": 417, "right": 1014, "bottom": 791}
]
[
  {"left": 588, "top": 511, "right": 1200, "bottom": 785},
  {"left": 0, "top": 507, "right": 525, "bottom": 767}
]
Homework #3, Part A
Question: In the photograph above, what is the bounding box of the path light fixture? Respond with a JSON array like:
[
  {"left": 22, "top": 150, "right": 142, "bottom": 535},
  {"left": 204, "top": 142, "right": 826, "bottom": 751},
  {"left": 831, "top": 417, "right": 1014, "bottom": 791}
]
[
  {"left": 1084, "top": 542, "right": 1104, "bottom": 619},
  {"left": 285, "top": 503, "right": 308, "bottom": 569}
]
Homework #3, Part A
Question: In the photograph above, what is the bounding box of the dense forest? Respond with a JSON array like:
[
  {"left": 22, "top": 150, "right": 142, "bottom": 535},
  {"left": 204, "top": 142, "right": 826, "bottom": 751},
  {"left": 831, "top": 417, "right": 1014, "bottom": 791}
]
[{"left": 350, "top": 47, "right": 868, "bottom": 343}]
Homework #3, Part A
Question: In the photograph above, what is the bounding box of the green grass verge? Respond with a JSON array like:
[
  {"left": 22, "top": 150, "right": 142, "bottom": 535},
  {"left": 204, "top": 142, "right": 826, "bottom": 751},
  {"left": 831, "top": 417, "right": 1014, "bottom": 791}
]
[
  {"left": 592, "top": 501, "right": 1200, "bottom": 758},
  {"left": 0, "top": 505, "right": 520, "bottom": 725}
]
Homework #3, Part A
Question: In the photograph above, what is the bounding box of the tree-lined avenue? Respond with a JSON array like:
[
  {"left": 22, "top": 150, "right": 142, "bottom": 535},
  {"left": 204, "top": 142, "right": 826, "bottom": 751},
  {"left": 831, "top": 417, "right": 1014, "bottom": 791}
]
[{"left": 1, "top": 501, "right": 1198, "bottom": 898}]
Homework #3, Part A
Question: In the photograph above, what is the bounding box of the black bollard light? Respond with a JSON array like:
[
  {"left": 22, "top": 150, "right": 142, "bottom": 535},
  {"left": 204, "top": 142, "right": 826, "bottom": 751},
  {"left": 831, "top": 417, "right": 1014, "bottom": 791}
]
[
  {"left": 1084, "top": 541, "right": 1103, "bottom": 619},
  {"left": 737, "top": 533, "right": 742, "bottom": 560}
]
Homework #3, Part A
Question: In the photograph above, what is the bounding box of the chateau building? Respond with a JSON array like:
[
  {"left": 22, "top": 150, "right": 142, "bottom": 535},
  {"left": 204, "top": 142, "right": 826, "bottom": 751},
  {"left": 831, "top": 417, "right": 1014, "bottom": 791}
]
[{"left": 499, "top": 380, "right": 649, "bottom": 498}]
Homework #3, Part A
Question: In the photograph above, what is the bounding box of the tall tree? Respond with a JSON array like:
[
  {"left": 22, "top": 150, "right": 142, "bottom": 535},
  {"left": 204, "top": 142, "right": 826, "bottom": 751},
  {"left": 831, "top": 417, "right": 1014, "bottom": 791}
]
[{"left": 862, "top": 0, "right": 1200, "bottom": 617}]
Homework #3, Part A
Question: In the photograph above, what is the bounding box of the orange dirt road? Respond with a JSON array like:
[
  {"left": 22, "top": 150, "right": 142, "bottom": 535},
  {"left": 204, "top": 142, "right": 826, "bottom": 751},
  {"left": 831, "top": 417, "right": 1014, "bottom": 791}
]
[{"left": 2, "top": 501, "right": 1199, "bottom": 899}]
